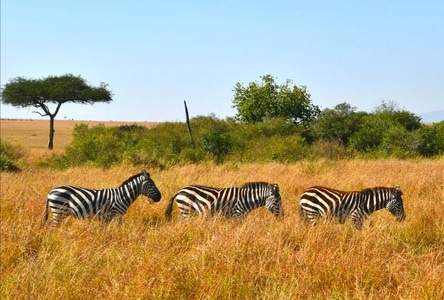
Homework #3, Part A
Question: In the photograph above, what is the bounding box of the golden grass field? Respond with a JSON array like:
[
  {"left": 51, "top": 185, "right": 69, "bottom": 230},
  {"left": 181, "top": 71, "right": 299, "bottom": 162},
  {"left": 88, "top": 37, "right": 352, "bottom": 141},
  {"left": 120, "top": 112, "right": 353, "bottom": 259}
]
[{"left": 1, "top": 119, "right": 444, "bottom": 299}]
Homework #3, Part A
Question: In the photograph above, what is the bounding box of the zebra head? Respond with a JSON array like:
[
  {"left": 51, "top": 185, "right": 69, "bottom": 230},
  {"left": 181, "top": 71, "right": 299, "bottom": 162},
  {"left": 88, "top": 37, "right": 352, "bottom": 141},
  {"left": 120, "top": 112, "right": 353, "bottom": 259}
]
[
  {"left": 386, "top": 186, "right": 405, "bottom": 222},
  {"left": 140, "top": 169, "right": 162, "bottom": 202},
  {"left": 265, "top": 183, "right": 284, "bottom": 217}
]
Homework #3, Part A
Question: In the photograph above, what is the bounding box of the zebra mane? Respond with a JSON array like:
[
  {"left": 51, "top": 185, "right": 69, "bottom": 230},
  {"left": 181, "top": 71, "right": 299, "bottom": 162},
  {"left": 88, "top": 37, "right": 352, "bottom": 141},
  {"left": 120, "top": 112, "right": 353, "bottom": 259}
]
[
  {"left": 119, "top": 172, "right": 145, "bottom": 187},
  {"left": 240, "top": 182, "right": 270, "bottom": 189},
  {"left": 360, "top": 186, "right": 400, "bottom": 195}
]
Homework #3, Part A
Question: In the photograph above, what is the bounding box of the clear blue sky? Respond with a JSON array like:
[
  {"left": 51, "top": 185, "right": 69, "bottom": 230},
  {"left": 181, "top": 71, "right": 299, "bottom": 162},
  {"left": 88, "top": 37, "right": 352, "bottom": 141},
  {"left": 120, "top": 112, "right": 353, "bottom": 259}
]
[{"left": 1, "top": 0, "right": 443, "bottom": 122}]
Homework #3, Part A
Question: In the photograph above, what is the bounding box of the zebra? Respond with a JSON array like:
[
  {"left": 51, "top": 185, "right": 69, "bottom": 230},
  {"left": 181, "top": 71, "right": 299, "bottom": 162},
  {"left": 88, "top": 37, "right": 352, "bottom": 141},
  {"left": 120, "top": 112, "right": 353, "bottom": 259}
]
[
  {"left": 42, "top": 169, "right": 162, "bottom": 225},
  {"left": 299, "top": 186, "right": 405, "bottom": 229},
  {"left": 165, "top": 182, "right": 283, "bottom": 220}
]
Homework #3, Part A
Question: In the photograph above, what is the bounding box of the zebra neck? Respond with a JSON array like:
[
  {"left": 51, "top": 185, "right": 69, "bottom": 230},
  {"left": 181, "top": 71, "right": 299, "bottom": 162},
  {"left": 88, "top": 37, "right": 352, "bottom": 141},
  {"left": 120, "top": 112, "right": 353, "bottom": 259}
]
[
  {"left": 362, "top": 190, "right": 391, "bottom": 214},
  {"left": 241, "top": 188, "right": 265, "bottom": 208},
  {"left": 117, "top": 180, "right": 141, "bottom": 203}
]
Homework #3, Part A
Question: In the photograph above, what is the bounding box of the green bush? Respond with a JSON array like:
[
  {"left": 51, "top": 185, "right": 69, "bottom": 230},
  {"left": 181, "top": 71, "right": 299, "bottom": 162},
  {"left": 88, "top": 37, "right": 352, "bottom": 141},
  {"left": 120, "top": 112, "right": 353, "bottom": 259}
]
[
  {"left": 311, "top": 103, "right": 367, "bottom": 146},
  {"left": 349, "top": 114, "right": 421, "bottom": 157},
  {"left": 0, "top": 141, "right": 24, "bottom": 172},
  {"left": 41, "top": 113, "right": 443, "bottom": 169},
  {"left": 132, "top": 122, "right": 193, "bottom": 167},
  {"left": 378, "top": 124, "right": 420, "bottom": 158},
  {"left": 203, "top": 129, "right": 233, "bottom": 164},
  {"left": 308, "top": 140, "right": 354, "bottom": 160},
  {"left": 417, "top": 121, "right": 444, "bottom": 157},
  {"left": 64, "top": 124, "right": 124, "bottom": 168}
]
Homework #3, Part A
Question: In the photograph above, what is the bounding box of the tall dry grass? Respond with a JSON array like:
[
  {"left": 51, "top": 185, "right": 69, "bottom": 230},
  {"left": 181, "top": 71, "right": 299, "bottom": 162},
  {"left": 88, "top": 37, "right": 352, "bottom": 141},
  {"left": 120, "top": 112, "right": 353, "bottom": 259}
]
[{"left": 1, "top": 160, "right": 443, "bottom": 299}]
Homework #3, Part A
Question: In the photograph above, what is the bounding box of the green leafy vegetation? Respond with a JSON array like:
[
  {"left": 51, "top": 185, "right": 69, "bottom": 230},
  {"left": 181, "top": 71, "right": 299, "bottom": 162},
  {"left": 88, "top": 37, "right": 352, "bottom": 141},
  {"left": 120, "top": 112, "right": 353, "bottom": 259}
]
[
  {"left": 37, "top": 108, "right": 443, "bottom": 169},
  {"left": 3, "top": 75, "right": 443, "bottom": 169},
  {"left": 232, "top": 74, "right": 320, "bottom": 125},
  {"left": 0, "top": 141, "right": 24, "bottom": 172}
]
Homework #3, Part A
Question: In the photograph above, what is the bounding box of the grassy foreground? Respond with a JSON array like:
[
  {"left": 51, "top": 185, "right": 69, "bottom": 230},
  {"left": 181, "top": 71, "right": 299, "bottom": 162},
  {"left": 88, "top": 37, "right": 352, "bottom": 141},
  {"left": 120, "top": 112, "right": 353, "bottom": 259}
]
[{"left": 1, "top": 160, "right": 443, "bottom": 299}]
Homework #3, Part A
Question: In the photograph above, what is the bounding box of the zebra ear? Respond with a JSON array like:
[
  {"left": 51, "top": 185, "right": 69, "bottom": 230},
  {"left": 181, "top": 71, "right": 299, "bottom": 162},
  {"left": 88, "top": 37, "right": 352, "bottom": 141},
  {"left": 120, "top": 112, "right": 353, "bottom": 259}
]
[
  {"left": 141, "top": 169, "right": 149, "bottom": 177},
  {"left": 273, "top": 183, "right": 279, "bottom": 192},
  {"left": 394, "top": 186, "right": 402, "bottom": 195}
]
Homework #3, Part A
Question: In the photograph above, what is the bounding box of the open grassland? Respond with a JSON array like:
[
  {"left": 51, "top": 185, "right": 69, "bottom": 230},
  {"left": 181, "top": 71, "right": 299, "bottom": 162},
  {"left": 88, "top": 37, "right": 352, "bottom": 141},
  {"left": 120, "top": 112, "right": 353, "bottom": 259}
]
[
  {"left": 1, "top": 159, "right": 443, "bottom": 299},
  {"left": 0, "top": 119, "right": 159, "bottom": 160}
]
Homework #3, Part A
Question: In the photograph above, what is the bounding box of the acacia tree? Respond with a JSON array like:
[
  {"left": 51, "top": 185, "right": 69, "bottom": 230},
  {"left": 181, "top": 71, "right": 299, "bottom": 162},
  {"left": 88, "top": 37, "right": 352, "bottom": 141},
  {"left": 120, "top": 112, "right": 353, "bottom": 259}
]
[
  {"left": 1, "top": 74, "right": 113, "bottom": 150},
  {"left": 232, "top": 74, "right": 320, "bottom": 125}
]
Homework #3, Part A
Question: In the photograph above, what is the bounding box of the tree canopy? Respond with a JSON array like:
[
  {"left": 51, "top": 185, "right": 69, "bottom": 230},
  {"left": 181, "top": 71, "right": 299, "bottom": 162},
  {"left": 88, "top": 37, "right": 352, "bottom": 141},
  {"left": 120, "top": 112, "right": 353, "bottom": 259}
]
[
  {"left": 1, "top": 74, "right": 112, "bottom": 111},
  {"left": 1, "top": 74, "right": 113, "bottom": 149},
  {"left": 232, "top": 75, "right": 320, "bottom": 125}
]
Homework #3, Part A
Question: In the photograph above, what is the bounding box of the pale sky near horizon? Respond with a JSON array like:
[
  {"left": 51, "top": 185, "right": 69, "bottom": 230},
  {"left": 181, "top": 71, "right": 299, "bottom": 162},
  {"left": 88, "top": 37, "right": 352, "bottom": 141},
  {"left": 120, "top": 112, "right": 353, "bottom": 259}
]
[{"left": 1, "top": 0, "right": 443, "bottom": 122}]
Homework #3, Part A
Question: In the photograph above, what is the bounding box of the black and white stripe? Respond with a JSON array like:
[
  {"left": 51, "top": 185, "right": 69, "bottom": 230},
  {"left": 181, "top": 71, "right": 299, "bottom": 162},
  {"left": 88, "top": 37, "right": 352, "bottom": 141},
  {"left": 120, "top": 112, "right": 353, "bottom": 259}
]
[
  {"left": 165, "top": 182, "right": 283, "bottom": 220},
  {"left": 42, "top": 169, "right": 161, "bottom": 225},
  {"left": 299, "top": 186, "right": 405, "bottom": 229}
]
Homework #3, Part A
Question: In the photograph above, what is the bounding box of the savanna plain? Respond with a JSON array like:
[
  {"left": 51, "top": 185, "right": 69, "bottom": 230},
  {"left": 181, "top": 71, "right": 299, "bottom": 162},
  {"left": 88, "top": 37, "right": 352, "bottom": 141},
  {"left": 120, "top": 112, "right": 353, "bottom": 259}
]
[{"left": 1, "top": 119, "right": 443, "bottom": 299}]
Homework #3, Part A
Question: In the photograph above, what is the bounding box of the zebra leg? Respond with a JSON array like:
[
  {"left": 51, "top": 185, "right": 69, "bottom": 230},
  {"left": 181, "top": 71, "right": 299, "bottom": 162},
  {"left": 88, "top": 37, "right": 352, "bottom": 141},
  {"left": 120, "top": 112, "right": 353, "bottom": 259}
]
[
  {"left": 231, "top": 211, "right": 248, "bottom": 220},
  {"left": 337, "top": 213, "right": 348, "bottom": 224},
  {"left": 351, "top": 211, "right": 366, "bottom": 229},
  {"left": 41, "top": 200, "right": 50, "bottom": 226},
  {"left": 231, "top": 201, "right": 249, "bottom": 219},
  {"left": 103, "top": 212, "right": 123, "bottom": 225},
  {"left": 114, "top": 215, "right": 123, "bottom": 225},
  {"left": 306, "top": 216, "right": 318, "bottom": 226},
  {"left": 301, "top": 214, "right": 318, "bottom": 226},
  {"left": 48, "top": 202, "right": 72, "bottom": 226},
  {"left": 103, "top": 214, "right": 112, "bottom": 224},
  {"left": 180, "top": 210, "right": 199, "bottom": 219},
  {"left": 177, "top": 202, "right": 203, "bottom": 219},
  {"left": 299, "top": 206, "right": 319, "bottom": 225}
]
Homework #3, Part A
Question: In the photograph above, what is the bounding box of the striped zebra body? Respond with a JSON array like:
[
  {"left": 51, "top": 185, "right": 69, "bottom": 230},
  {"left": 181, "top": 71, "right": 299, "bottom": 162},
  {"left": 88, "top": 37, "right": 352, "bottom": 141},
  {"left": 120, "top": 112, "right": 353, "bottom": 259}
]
[
  {"left": 42, "top": 170, "right": 161, "bottom": 225},
  {"left": 299, "top": 186, "right": 405, "bottom": 229},
  {"left": 165, "top": 182, "right": 283, "bottom": 220}
]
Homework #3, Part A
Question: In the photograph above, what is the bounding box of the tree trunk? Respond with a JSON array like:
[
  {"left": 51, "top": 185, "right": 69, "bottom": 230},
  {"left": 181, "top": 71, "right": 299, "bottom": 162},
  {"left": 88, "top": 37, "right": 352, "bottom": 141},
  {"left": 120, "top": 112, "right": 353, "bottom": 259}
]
[{"left": 48, "top": 115, "right": 55, "bottom": 150}]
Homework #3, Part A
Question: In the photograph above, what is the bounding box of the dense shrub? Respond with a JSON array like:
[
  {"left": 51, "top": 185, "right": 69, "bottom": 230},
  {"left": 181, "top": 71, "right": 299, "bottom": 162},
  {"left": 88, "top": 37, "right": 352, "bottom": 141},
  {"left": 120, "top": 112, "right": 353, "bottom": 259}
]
[
  {"left": 417, "top": 121, "right": 444, "bottom": 157},
  {"left": 41, "top": 113, "right": 443, "bottom": 169},
  {"left": 203, "top": 129, "right": 233, "bottom": 164},
  {"left": 311, "top": 103, "right": 367, "bottom": 146},
  {"left": 349, "top": 115, "right": 388, "bottom": 151},
  {"left": 64, "top": 124, "right": 124, "bottom": 167},
  {"left": 373, "top": 101, "right": 422, "bottom": 131},
  {"left": 0, "top": 141, "right": 24, "bottom": 172},
  {"left": 349, "top": 113, "right": 423, "bottom": 158}
]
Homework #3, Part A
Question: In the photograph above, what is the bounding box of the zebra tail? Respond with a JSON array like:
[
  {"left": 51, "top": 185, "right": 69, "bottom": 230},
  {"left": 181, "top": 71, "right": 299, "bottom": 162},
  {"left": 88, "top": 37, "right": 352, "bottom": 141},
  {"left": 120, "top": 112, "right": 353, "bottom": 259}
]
[
  {"left": 164, "top": 195, "right": 176, "bottom": 221},
  {"left": 41, "top": 198, "right": 49, "bottom": 225}
]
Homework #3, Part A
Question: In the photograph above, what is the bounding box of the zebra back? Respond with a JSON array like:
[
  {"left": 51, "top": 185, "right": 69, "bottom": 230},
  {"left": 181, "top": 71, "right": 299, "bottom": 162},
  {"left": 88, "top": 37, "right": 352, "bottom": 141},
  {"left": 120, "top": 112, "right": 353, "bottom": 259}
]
[
  {"left": 234, "top": 182, "right": 283, "bottom": 218},
  {"left": 299, "top": 185, "right": 405, "bottom": 228},
  {"left": 43, "top": 169, "right": 161, "bottom": 225},
  {"left": 166, "top": 181, "right": 283, "bottom": 220},
  {"left": 353, "top": 186, "right": 405, "bottom": 221},
  {"left": 165, "top": 184, "right": 222, "bottom": 220}
]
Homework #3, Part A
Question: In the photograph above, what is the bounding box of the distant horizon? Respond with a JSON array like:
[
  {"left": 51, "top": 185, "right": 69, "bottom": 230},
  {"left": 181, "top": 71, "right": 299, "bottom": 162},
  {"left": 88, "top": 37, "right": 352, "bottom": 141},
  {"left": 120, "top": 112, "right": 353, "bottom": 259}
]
[
  {"left": 0, "top": 117, "right": 159, "bottom": 123},
  {"left": 1, "top": 109, "right": 443, "bottom": 123}
]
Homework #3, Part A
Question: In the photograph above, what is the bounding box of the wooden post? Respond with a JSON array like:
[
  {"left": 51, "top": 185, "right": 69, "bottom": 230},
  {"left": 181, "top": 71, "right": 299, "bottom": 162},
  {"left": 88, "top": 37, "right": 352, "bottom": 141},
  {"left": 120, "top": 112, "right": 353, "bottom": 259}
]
[{"left": 184, "top": 100, "right": 194, "bottom": 147}]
